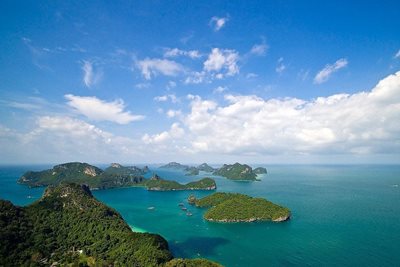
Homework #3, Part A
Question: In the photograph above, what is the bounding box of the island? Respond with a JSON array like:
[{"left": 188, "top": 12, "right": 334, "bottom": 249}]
[
  {"left": 145, "top": 175, "right": 216, "bottom": 191},
  {"left": 188, "top": 192, "right": 290, "bottom": 223},
  {"left": 0, "top": 183, "right": 221, "bottom": 266},
  {"left": 160, "top": 162, "right": 215, "bottom": 176},
  {"left": 253, "top": 167, "right": 267, "bottom": 174},
  {"left": 18, "top": 162, "right": 217, "bottom": 192},
  {"left": 213, "top": 163, "right": 260, "bottom": 181},
  {"left": 18, "top": 162, "right": 147, "bottom": 190}
]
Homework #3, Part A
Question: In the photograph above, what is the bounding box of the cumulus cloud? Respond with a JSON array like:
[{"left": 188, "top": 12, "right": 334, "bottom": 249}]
[
  {"left": 0, "top": 116, "right": 147, "bottom": 163},
  {"left": 65, "top": 94, "right": 144, "bottom": 124},
  {"left": 166, "top": 109, "right": 182, "bottom": 118},
  {"left": 164, "top": 48, "right": 201, "bottom": 59},
  {"left": 213, "top": 86, "right": 227, "bottom": 94},
  {"left": 209, "top": 16, "right": 229, "bottom": 31},
  {"left": 82, "top": 60, "right": 102, "bottom": 87},
  {"left": 314, "top": 58, "right": 348, "bottom": 84},
  {"left": 142, "top": 122, "right": 184, "bottom": 144},
  {"left": 136, "top": 58, "right": 184, "bottom": 80},
  {"left": 204, "top": 48, "right": 239, "bottom": 77},
  {"left": 154, "top": 94, "right": 178, "bottom": 103},
  {"left": 181, "top": 71, "right": 400, "bottom": 155}
]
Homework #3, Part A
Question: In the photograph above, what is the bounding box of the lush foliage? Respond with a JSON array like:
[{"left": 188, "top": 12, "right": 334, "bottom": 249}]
[
  {"left": 0, "top": 183, "right": 220, "bottom": 266},
  {"left": 145, "top": 177, "right": 216, "bottom": 191},
  {"left": 166, "top": 258, "right": 222, "bottom": 267},
  {"left": 190, "top": 192, "right": 290, "bottom": 222},
  {"left": 213, "top": 163, "right": 258, "bottom": 180},
  {"left": 18, "top": 162, "right": 146, "bottom": 190}
]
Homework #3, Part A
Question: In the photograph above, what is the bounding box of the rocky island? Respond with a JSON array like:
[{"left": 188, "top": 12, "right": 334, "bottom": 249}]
[
  {"left": 213, "top": 163, "right": 261, "bottom": 181},
  {"left": 18, "top": 162, "right": 217, "bottom": 192},
  {"left": 189, "top": 192, "right": 290, "bottom": 223},
  {"left": 18, "top": 162, "right": 148, "bottom": 190},
  {"left": 0, "top": 183, "right": 221, "bottom": 266},
  {"left": 145, "top": 175, "right": 216, "bottom": 191},
  {"left": 160, "top": 162, "right": 215, "bottom": 176}
]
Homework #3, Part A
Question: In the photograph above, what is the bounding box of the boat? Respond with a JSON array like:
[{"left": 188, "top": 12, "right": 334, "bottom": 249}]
[
  {"left": 147, "top": 206, "right": 155, "bottom": 210},
  {"left": 181, "top": 207, "right": 187, "bottom": 211},
  {"left": 186, "top": 212, "right": 193, "bottom": 216},
  {"left": 178, "top": 203, "right": 185, "bottom": 206}
]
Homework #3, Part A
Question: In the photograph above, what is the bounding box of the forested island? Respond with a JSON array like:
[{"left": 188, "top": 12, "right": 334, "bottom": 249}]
[
  {"left": 0, "top": 183, "right": 221, "bottom": 266},
  {"left": 18, "top": 162, "right": 148, "bottom": 189},
  {"left": 160, "top": 162, "right": 215, "bottom": 176},
  {"left": 188, "top": 192, "right": 290, "bottom": 222},
  {"left": 213, "top": 163, "right": 263, "bottom": 181},
  {"left": 160, "top": 162, "right": 267, "bottom": 181},
  {"left": 145, "top": 175, "right": 216, "bottom": 191},
  {"left": 18, "top": 162, "right": 217, "bottom": 191}
]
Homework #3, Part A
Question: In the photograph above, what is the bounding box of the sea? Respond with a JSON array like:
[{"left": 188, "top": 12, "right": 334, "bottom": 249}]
[{"left": 1, "top": 164, "right": 399, "bottom": 267}]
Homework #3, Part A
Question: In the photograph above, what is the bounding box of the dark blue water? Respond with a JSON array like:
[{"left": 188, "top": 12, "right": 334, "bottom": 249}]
[{"left": 1, "top": 165, "right": 399, "bottom": 266}]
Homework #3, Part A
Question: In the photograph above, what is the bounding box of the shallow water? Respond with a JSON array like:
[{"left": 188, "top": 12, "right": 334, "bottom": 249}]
[{"left": 1, "top": 164, "right": 399, "bottom": 266}]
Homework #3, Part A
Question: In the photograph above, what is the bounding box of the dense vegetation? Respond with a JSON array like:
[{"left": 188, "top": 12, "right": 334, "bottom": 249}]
[
  {"left": 0, "top": 183, "right": 221, "bottom": 266},
  {"left": 18, "top": 162, "right": 148, "bottom": 190},
  {"left": 189, "top": 192, "right": 290, "bottom": 222},
  {"left": 213, "top": 163, "right": 260, "bottom": 180},
  {"left": 145, "top": 177, "right": 216, "bottom": 191}
]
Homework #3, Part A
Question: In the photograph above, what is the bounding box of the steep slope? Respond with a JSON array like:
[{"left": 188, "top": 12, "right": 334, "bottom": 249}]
[{"left": 0, "top": 183, "right": 221, "bottom": 266}]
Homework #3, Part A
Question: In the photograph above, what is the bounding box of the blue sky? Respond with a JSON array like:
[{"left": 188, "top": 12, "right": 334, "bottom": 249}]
[{"left": 0, "top": 0, "right": 399, "bottom": 164}]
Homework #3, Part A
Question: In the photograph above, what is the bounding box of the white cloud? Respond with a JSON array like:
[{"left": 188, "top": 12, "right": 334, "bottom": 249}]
[
  {"left": 314, "top": 58, "right": 348, "bottom": 84},
  {"left": 142, "top": 122, "right": 184, "bottom": 144},
  {"left": 395, "top": 49, "right": 400, "bottom": 59},
  {"left": 65, "top": 94, "right": 144, "bottom": 124},
  {"left": 184, "top": 71, "right": 208, "bottom": 84},
  {"left": 181, "top": 71, "right": 400, "bottom": 155},
  {"left": 250, "top": 43, "right": 268, "bottom": 56},
  {"left": 82, "top": 60, "right": 102, "bottom": 88},
  {"left": 136, "top": 58, "right": 184, "bottom": 80},
  {"left": 204, "top": 48, "right": 239, "bottom": 77},
  {"left": 166, "top": 109, "right": 182, "bottom": 118},
  {"left": 135, "top": 83, "right": 151, "bottom": 89},
  {"left": 276, "top": 57, "right": 286, "bottom": 74},
  {"left": 154, "top": 94, "right": 178, "bottom": 103},
  {"left": 213, "top": 86, "right": 227, "bottom": 94},
  {"left": 209, "top": 16, "right": 229, "bottom": 31},
  {"left": 164, "top": 48, "right": 201, "bottom": 59}
]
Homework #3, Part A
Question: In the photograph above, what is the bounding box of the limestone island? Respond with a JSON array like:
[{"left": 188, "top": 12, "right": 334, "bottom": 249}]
[
  {"left": 18, "top": 162, "right": 217, "bottom": 192},
  {"left": 160, "top": 162, "right": 215, "bottom": 176},
  {"left": 145, "top": 175, "right": 216, "bottom": 191},
  {"left": 0, "top": 183, "right": 221, "bottom": 266},
  {"left": 213, "top": 163, "right": 262, "bottom": 181},
  {"left": 188, "top": 192, "right": 290, "bottom": 223}
]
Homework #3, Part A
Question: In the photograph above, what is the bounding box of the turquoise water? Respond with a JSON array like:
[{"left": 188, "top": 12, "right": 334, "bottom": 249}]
[{"left": 1, "top": 165, "right": 399, "bottom": 266}]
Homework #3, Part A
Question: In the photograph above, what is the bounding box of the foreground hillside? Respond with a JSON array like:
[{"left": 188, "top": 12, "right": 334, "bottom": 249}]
[
  {"left": 189, "top": 192, "right": 290, "bottom": 222},
  {"left": 0, "top": 183, "right": 221, "bottom": 266}
]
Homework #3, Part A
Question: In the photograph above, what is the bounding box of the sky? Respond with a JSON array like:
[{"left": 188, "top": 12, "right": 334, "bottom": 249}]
[{"left": 0, "top": 0, "right": 400, "bottom": 164}]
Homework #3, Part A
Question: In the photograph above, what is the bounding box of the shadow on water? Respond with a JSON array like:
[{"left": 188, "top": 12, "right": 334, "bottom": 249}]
[{"left": 170, "top": 236, "right": 230, "bottom": 258}]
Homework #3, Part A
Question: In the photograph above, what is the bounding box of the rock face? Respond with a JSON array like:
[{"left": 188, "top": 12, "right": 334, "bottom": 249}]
[
  {"left": 253, "top": 167, "right": 267, "bottom": 174},
  {"left": 0, "top": 183, "right": 221, "bottom": 266}
]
